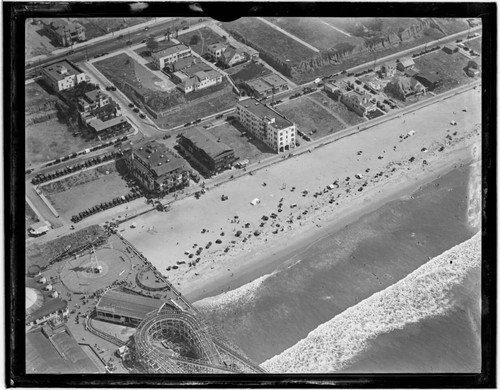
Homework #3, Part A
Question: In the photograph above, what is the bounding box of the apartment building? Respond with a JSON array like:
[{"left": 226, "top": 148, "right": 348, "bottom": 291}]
[
  {"left": 42, "top": 60, "right": 87, "bottom": 91},
  {"left": 151, "top": 44, "right": 192, "bottom": 69},
  {"left": 40, "top": 18, "right": 86, "bottom": 47}
]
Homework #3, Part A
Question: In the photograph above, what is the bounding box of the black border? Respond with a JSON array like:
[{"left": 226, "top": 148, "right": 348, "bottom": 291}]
[{"left": 7, "top": 2, "right": 496, "bottom": 388}]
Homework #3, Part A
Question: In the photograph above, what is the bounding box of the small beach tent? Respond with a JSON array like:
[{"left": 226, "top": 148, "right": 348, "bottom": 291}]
[
  {"left": 250, "top": 198, "right": 260, "bottom": 206},
  {"left": 29, "top": 220, "right": 51, "bottom": 236},
  {"left": 408, "top": 130, "right": 416, "bottom": 136}
]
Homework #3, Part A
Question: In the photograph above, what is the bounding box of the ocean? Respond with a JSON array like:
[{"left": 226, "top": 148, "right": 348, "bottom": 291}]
[{"left": 194, "top": 164, "right": 480, "bottom": 371}]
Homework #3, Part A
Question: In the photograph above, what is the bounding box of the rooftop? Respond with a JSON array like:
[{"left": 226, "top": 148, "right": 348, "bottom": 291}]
[
  {"left": 96, "top": 289, "right": 168, "bottom": 320},
  {"left": 183, "top": 62, "right": 213, "bottom": 77},
  {"left": 43, "top": 60, "right": 84, "bottom": 81},
  {"left": 41, "top": 18, "right": 83, "bottom": 33},
  {"left": 152, "top": 43, "right": 191, "bottom": 59},
  {"left": 416, "top": 72, "right": 441, "bottom": 83},
  {"left": 246, "top": 78, "right": 273, "bottom": 93},
  {"left": 260, "top": 73, "right": 287, "bottom": 87},
  {"left": 169, "top": 55, "right": 196, "bottom": 70},
  {"left": 83, "top": 89, "right": 107, "bottom": 103},
  {"left": 181, "top": 127, "right": 233, "bottom": 159},
  {"left": 238, "top": 98, "right": 294, "bottom": 130},
  {"left": 30, "top": 221, "right": 50, "bottom": 230},
  {"left": 208, "top": 42, "right": 227, "bottom": 51},
  {"left": 132, "top": 139, "right": 188, "bottom": 177},
  {"left": 87, "top": 115, "right": 128, "bottom": 133},
  {"left": 398, "top": 57, "right": 415, "bottom": 67},
  {"left": 26, "top": 297, "right": 67, "bottom": 324}
]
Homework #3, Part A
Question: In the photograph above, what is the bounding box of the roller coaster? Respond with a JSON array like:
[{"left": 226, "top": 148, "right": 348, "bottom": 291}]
[{"left": 134, "top": 309, "right": 265, "bottom": 374}]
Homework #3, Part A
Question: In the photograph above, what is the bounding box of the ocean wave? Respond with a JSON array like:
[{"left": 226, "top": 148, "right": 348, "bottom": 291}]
[
  {"left": 262, "top": 233, "right": 481, "bottom": 373},
  {"left": 193, "top": 271, "right": 275, "bottom": 310}
]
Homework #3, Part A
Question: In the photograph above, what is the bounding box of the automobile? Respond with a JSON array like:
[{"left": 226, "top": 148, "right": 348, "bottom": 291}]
[
  {"left": 133, "top": 108, "right": 140, "bottom": 113},
  {"left": 141, "top": 38, "right": 147, "bottom": 43},
  {"left": 450, "top": 120, "right": 457, "bottom": 126},
  {"left": 139, "top": 114, "right": 146, "bottom": 119},
  {"left": 144, "top": 26, "right": 149, "bottom": 31},
  {"left": 163, "top": 134, "right": 171, "bottom": 140},
  {"left": 128, "top": 103, "right": 134, "bottom": 108}
]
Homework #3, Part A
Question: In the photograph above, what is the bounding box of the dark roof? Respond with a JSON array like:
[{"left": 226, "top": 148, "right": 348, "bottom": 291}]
[
  {"left": 239, "top": 98, "right": 294, "bottom": 130},
  {"left": 43, "top": 60, "right": 84, "bottom": 81},
  {"left": 152, "top": 44, "right": 190, "bottom": 59},
  {"left": 83, "top": 89, "right": 107, "bottom": 103},
  {"left": 170, "top": 55, "right": 196, "bottom": 71},
  {"left": 181, "top": 128, "right": 233, "bottom": 159},
  {"left": 132, "top": 140, "right": 188, "bottom": 177},
  {"left": 415, "top": 72, "right": 441, "bottom": 84},
  {"left": 246, "top": 78, "right": 272, "bottom": 93},
  {"left": 41, "top": 18, "right": 83, "bottom": 34},
  {"left": 183, "top": 62, "right": 213, "bottom": 77},
  {"left": 405, "top": 68, "right": 419, "bottom": 77},
  {"left": 260, "top": 73, "right": 287, "bottom": 88},
  {"left": 96, "top": 290, "right": 167, "bottom": 320},
  {"left": 26, "top": 328, "right": 100, "bottom": 374},
  {"left": 26, "top": 298, "right": 68, "bottom": 324}
]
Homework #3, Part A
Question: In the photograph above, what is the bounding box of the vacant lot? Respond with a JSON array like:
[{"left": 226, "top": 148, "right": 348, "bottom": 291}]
[
  {"left": 206, "top": 122, "right": 275, "bottom": 162},
  {"left": 77, "top": 17, "right": 153, "bottom": 40},
  {"left": 26, "top": 201, "right": 40, "bottom": 238},
  {"left": 308, "top": 91, "right": 366, "bottom": 127},
  {"left": 25, "top": 21, "right": 56, "bottom": 60},
  {"left": 223, "top": 18, "right": 317, "bottom": 64},
  {"left": 276, "top": 96, "right": 346, "bottom": 140},
  {"left": 414, "top": 51, "right": 472, "bottom": 93},
  {"left": 464, "top": 37, "right": 482, "bottom": 54},
  {"left": 265, "top": 17, "right": 364, "bottom": 52},
  {"left": 155, "top": 87, "right": 238, "bottom": 129},
  {"left": 178, "top": 27, "right": 223, "bottom": 55},
  {"left": 26, "top": 118, "right": 99, "bottom": 167},
  {"left": 226, "top": 62, "right": 272, "bottom": 83},
  {"left": 43, "top": 165, "right": 131, "bottom": 221}
]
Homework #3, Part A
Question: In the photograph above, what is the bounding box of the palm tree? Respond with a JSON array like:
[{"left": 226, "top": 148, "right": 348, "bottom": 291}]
[{"left": 166, "top": 28, "right": 171, "bottom": 41}]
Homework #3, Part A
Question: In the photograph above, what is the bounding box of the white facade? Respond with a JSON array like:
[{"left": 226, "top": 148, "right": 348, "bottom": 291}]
[
  {"left": 152, "top": 45, "right": 192, "bottom": 69},
  {"left": 236, "top": 99, "right": 296, "bottom": 153},
  {"left": 42, "top": 61, "right": 86, "bottom": 92}
]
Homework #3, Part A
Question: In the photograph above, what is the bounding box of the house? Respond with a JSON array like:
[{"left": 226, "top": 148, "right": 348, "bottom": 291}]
[
  {"left": 42, "top": 60, "right": 87, "bottom": 91},
  {"left": 178, "top": 128, "right": 235, "bottom": 174},
  {"left": 260, "top": 74, "right": 289, "bottom": 93},
  {"left": 323, "top": 80, "right": 350, "bottom": 100},
  {"left": 236, "top": 98, "right": 296, "bottom": 153},
  {"left": 340, "top": 90, "right": 377, "bottom": 117},
  {"left": 443, "top": 44, "right": 459, "bottom": 54},
  {"left": 124, "top": 139, "right": 191, "bottom": 195},
  {"left": 219, "top": 46, "right": 248, "bottom": 67},
  {"left": 177, "top": 69, "right": 223, "bottom": 94},
  {"left": 164, "top": 55, "right": 197, "bottom": 73},
  {"left": 384, "top": 77, "right": 427, "bottom": 101},
  {"left": 405, "top": 68, "right": 419, "bottom": 78},
  {"left": 381, "top": 61, "right": 397, "bottom": 77},
  {"left": 396, "top": 57, "right": 415, "bottom": 71},
  {"left": 152, "top": 44, "right": 192, "bottom": 69},
  {"left": 40, "top": 18, "right": 86, "bottom": 47},
  {"left": 29, "top": 221, "right": 51, "bottom": 236},
  {"left": 207, "top": 42, "right": 227, "bottom": 60},
  {"left": 414, "top": 73, "right": 442, "bottom": 91},
  {"left": 77, "top": 89, "right": 110, "bottom": 115},
  {"left": 87, "top": 116, "right": 131, "bottom": 140},
  {"left": 466, "top": 60, "right": 480, "bottom": 77},
  {"left": 245, "top": 74, "right": 289, "bottom": 98}
]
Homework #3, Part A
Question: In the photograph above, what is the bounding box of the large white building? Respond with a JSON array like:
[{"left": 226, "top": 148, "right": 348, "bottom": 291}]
[
  {"left": 151, "top": 44, "right": 192, "bottom": 70},
  {"left": 236, "top": 98, "right": 296, "bottom": 153},
  {"left": 42, "top": 60, "right": 87, "bottom": 91}
]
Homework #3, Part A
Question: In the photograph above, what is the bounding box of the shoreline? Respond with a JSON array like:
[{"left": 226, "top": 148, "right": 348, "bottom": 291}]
[{"left": 187, "top": 145, "right": 476, "bottom": 302}]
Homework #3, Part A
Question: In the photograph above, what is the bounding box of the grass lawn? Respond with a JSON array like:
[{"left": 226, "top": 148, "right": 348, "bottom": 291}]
[
  {"left": 44, "top": 166, "right": 131, "bottom": 221},
  {"left": 134, "top": 40, "right": 179, "bottom": 62},
  {"left": 77, "top": 17, "right": 153, "bottom": 40},
  {"left": 308, "top": 91, "right": 366, "bottom": 127},
  {"left": 223, "top": 18, "right": 317, "bottom": 64},
  {"left": 177, "top": 27, "right": 223, "bottom": 55},
  {"left": 276, "top": 96, "right": 346, "bottom": 140},
  {"left": 206, "top": 122, "right": 275, "bottom": 162},
  {"left": 226, "top": 61, "right": 272, "bottom": 83},
  {"left": 414, "top": 51, "right": 473, "bottom": 93},
  {"left": 25, "top": 22, "right": 56, "bottom": 60},
  {"left": 154, "top": 87, "right": 238, "bottom": 128},
  {"left": 26, "top": 118, "right": 99, "bottom": 167},
  {"left": 265, "top": 17, "right": 364, "bottom": 51},
  {"left": 464, "top": 37, "right": 482, "bottom": 54}
]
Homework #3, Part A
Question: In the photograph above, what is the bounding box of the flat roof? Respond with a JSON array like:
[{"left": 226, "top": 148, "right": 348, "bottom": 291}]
[
  {"left": 398, "top": 57, "right": 415, "bottom": 67},
  {"left": 96, "top": 290, "right": 166, "bottom": 320},
  {"left": 26, "top": 298, "right": 67, "bottom": 324},
  {"left": 208, "top": 42, "right": 227, "bottom": 51},
  {"left": 43, "top": 60, "right": 84, "bottom": 81},
  {"left": 152, "top": 43, "right": 190, "bottom": 59},
  {"left": 132, "top": 139, "right": 188, "bottom": 177},
  {"left": 181, "top": 127, "right": 233, "bottom": 159},
  {"left": 30, "top": 221, "right": 50, "bottom": 230},
  {"left": 238, "top": 98, "right": 294, "bottom": 130},
  {"left": 246, "top": 78, "right": 272, "bottom": 93},
  {"left": 26, "top": 328, "right": 100, "bottom": 374},
  {"left": 184, "top": 62, "right": 213, "bottom": 77},
  {"left": 260, "top": 73, "right": 287, "bottom": 87},
  {"left": 83, "top": 89, "right": 107, "bottom": 103},
  {"left": 87, "top": 116, "right": 128, "bottom": 133}
]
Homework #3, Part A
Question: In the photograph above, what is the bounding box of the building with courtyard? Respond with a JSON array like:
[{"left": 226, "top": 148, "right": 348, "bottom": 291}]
[
  {"left": 236, "top": 98, "right": 296, "bottom": 153},
  {"left": 87, "top": 115, "right": 131, "bottom": 140},
  {"left": 176, "top": 69, "right": 224, "bottom": 94},
  {"left": 245, "top": 73, "right": 289, "bottom": 99},
  {"left": 152, "top": 44, "right": 192, "bottom": 70},
  {"left": 42, "top": 60, "right": 87, "bottom": 92},
  {"left": 178, "top": 128, "right": 235, "bottom": 175},
  {"left": 124, "top": 139, "right": 191, "bottom": 195},
  {"left": 39, "top": 18, "right": 86, "bottom": 47}
]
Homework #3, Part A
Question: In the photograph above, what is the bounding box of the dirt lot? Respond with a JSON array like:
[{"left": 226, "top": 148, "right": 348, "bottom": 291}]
[
  {"left": 464, "top": 37, "right": 482, "bottom": 54},
  {"left": 414, "top": 51, "right": 473, "bottom": 93},
  {"left": 276, "top": 96, "right": 346, "bottom": 140},
  {"left": 26, "top": 118, "right": 99, "bottom": 167},
  {"left": 178, "top": 27, "right": 223, "bottom": 55},
  {"left": 308, "top": 91, "right": 367, "bottom": 127},
  {"left": 76, "top": 17, "right": 153, "bottom": 40},
  {"left": 226, "top": 62, "right": 272, "bottom": 83},
  {"left": 223, "top": 18, "right": 317, "bottom": 65},
  {"left": 206, "top": 121, "right": 275, "bottom": 163},
  {"left": 43, "top": 164, "right": 132, "bottom": 220},
  {"left": 154, "top": 87, "right": 238, "bottom": 129},
  {"left": 26, "top": 201, "right": 40, "bottom": 238},
  {"left": 25, "top": 20, "right": 56, "bottom": 60},
  {"left": 265, "top": 17, "right": 364, "bottom": 51}
]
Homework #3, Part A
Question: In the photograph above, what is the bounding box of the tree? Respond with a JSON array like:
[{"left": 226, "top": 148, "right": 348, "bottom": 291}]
[
  {"left": 166, "top": 28, "right": 171, "bottom": 41},
  {"left": 146, "top": 37, "right": 159, "bottom": 53},
  {"left": 189, "top": 35, "right": 199, "bottom": 45}
]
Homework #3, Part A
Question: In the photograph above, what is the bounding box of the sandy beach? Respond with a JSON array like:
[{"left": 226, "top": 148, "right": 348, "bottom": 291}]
[{"left": 122, "top": 87, "right": 481, "bottom": 301}]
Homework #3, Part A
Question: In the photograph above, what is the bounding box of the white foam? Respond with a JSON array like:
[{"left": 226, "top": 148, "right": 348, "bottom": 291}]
[{"left": 262, "top": 233, "right": 481, "bottom": 373}]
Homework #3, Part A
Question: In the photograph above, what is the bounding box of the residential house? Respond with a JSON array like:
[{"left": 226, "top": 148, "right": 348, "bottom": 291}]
[
  {"left": 124, "top": 140, "right": 191, "bottom": 195},
  {"left": 77, "top": 89, "right": 110, "bottom": 116},
  {"left": 164, "top": 55, "right": 197, "bottom": 73},
  {"left": 396, "top": 57, "right": 415, "bottom": 72},
  {"left": 443, "top": 44, "right": 459, "bottom": 54},
  {"left": 323, "top": 80, "right": 350, "bottom": 100},
  {"left": 405, "top": 68, "right": 419, "bottom": 78},
  {"left": 178, "top": 128, "right": 235, "bottom": 175},
  {"left": 260, "top": 74, "right": 289, "bottom": 93},
  {"left": 381, "top": 61, "right": 397, "bottom": 77},
  {"left": 466, "top": 60, "right": 480, "bottom": 77},
  {"left": 340, "top": 90, "right": 377, "bottom": 117},
  {"left": 42, "top": 60, "right": 87, "bottom": 91},
  {"left": 236, "top": 98, "right": 296, "bottom": 153},
  {"left": 414, "top": 73, "right": 442, "bottom": 91},
  {"left": 40, "top": 18, "right": 86, "bottom": 47},
  {"left": 87, "top": 116, "right": 131, "bottom": 140},
  {"left": 384, "top": 77, "right": 427, "bottom": 101},
  {"left": 219, "top": 46, "right": 248, "bottom": 67},
  {"left": 207, "top": 42, "right": 227, "bottom": 60},
  {"left": 177, "top": 69, "right": 223, "bottom": 94},
  {"left": 152, "top": 44, "right": 192, "bottom": 70},
  {"left": 245, "top": 73, "right": 289, "bottom": 99}
]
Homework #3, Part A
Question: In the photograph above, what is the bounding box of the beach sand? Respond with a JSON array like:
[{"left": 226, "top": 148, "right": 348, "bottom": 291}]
[{"left": 122, "top": 87, "right": 481, "bottom": 302}]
